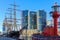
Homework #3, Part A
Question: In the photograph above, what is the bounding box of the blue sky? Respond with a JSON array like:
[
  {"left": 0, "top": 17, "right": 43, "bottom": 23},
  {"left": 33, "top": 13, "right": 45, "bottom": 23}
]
[{"left": 0, "top": 0, "right": 60, "bottom": 31}]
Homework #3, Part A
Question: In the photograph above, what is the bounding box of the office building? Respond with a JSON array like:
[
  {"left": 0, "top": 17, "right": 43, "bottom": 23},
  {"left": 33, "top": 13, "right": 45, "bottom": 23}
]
[
  {"left": 37, "top": 10, "right": 46, "bottom": 31},
  {"left": 21, "top": 10, "right": 46, "bottom": 31}
]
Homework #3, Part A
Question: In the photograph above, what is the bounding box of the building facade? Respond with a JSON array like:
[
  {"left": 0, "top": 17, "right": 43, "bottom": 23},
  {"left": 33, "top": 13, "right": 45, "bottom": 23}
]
[
  {"left": 21, "top": 10, "right": 46, "bottom": 31},
  {"left": 21, "top": 10, "right": 37, "bottom": 29},
  {"left": 21, "top": 10, "right": 28, "bottom": 29},
  {"left": 37, "top": 10, "right": 46, "bottom": 31},
  {"left": 29, "top": 11, "right": 37, "bottom": 29}
]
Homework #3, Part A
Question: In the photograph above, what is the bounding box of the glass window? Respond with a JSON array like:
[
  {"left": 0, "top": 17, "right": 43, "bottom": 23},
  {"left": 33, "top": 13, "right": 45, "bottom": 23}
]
[
  {"left": 39, "top": 18, "right": 43, "bottom": 24},
  {"left": 38, "top": 25, "right": 42, "bottom": 31}
]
